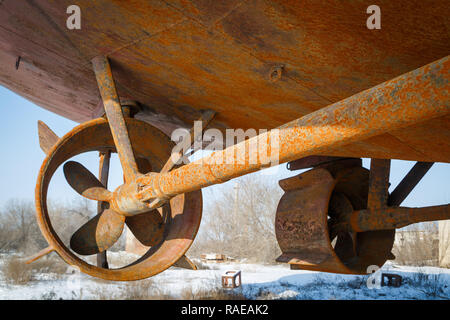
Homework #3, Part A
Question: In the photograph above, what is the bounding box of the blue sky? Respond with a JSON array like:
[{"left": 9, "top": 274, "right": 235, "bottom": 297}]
[
  {"left": 0, "top": 85, "right": 126, "bottom": 208},
  {"left": 0, "top": 84, "right": 448, "bottom": 211}
]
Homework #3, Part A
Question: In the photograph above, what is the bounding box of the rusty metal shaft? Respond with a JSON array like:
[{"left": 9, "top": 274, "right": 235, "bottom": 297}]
[
  {"left": 136, "top": 55, "right": 449, "bottom": 201},
  {"left": 92, "top": 56, "right": 139, "bottom": 182},
  {"left": 351, "top": 205, "right": 450, "bottom": 232},
  {"left": 97, "top": 151, "right": 111, "bottom": 269}
]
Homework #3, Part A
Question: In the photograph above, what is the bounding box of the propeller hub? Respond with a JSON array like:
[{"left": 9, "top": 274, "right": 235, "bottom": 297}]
[
  {"left": 110, "top": 182, "right": 153, "bottom": 216},
  {"left": 110, "top": 174, "right": 165, "bottom": 216}
]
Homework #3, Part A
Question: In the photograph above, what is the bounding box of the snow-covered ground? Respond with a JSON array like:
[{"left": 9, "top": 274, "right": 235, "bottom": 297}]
[{"left": 0, "top": 252, "right": 449, "bottom": 300}]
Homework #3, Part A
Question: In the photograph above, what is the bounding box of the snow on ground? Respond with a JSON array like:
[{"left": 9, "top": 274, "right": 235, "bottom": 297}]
[{"left": 0, "top": 252, "right": 449, "bottom": 300}]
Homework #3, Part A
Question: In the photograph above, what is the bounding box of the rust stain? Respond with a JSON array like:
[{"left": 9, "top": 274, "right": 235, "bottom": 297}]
[{"left": 1, "top": 1, "right": 449, "bottom": 163}]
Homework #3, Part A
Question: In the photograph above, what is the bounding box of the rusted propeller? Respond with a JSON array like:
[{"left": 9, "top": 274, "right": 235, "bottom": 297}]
[
  {"left": 34, "top": 57, "right": 203, "bottom": 280},
  {"left": 34, "top": 116, "right": 203, "bottom": 280},
  {"left": 275, "top": 161, "right": 396, "bottom": 274},
  {"left": 63, "top": 160, "right": 165, "bottom": 255}
]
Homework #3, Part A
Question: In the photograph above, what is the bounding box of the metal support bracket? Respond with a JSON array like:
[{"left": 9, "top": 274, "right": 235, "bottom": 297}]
[
  {"left": 350, "top": 159, "right": 449, "bottom": 232},
  {"left": 389, "top": 162, "right": 434, "bottom": 206},
  {"left": 96, "top": 150, "right": 111, "bottom": 269},
  {"left": 92, "top": 56, "right": 139, "bottom": 182}
]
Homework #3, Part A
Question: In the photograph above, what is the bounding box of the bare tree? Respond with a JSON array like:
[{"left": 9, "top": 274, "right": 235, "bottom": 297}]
[
  {"left": 392, "top": 222, "right": 439, "bottom": 266},
  {"left": 439, "top": 220, "right": 450, "bottom": 267},
  {"left": 190, "top": 174, "right": 283, "bottom": 263},
  {"left": 47, "top": 198, "right": 94, "bottom": 247},
  {"left": 0, "top": 199, "right": 46, "bottom": 253},
  {"left": 0, "top": 198, "right": 95, "bottom": 254}
]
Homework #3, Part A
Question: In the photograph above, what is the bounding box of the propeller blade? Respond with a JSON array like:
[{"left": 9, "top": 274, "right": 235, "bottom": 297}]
[
  {"left": 64, "top": 161, "right": 112, "bottom": 201},
  {"left": 173, "top": 255, "right": 197, "bottom": 270},
  {"left": 70, "top": 209, "right": 125, "bottom": 255},
  {"left": 125, "top": 210, "right": 164, "bottom": 247},
  {"left": 334, "top": 232, "right": 356, "bottom": 262},
  {"left": 37, "top": 121, "right": 59, "bottom": 155},
  {"left": 328, "top": 192, "right": 353, "bottom": 219}
]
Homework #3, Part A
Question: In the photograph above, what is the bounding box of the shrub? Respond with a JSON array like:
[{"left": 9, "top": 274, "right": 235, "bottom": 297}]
[
  {"left": 2, "top": 256, "right": 33, "bottom": 285},
  {"left": 189, "top": 174, "right": 282, "bottom": 263}
]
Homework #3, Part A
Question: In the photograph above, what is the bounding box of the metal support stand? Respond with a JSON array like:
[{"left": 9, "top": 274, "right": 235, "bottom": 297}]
[
  {"left": 351, "top": 159, "right": 449, "bottom": 231},
  {"left": 96, "top": 150, "right": 111, "bottom": 269},
  {"left": 367, "top": 159, "right": 391, "bottom": 210},
  {"left": 222, "top": 270, "right": 242, "bottom": 288},
  {"left": 381, "top": 273, "right": 402, "bottom": 287},
  {"left": 389, "top": 161, "right": 434, "bottom": 206}
]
